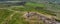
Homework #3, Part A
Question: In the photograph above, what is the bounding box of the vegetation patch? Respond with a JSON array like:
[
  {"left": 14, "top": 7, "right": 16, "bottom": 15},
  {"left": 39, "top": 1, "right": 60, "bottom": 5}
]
[{"left": 0, "top": 9, "right": 13, "bottom": 24}]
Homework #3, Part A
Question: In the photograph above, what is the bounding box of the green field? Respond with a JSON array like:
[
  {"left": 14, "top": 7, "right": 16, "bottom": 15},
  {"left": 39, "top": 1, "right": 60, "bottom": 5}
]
[{"left": 0, "top": 2, "right": 59, "bottom": 24}]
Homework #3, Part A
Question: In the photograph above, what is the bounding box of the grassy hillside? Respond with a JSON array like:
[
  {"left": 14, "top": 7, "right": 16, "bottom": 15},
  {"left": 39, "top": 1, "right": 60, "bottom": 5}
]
[{"left": 0, "top": 2, "right": 59, "bottom": 24}]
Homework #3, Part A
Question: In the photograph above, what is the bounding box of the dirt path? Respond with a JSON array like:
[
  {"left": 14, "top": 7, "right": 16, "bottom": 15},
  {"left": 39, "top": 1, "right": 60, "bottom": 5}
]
[
  {"left": 0, "top": 8, "right": 59, "bottom": 24},
  {"left": 0, "top": 8, "right": 21, "bottom": 24}
]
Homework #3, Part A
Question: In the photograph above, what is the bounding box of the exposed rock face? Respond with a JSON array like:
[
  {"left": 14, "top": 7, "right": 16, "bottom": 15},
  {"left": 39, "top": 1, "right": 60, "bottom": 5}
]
[{"left": 24, "top": 12, "right": 56, "bottom": 24}]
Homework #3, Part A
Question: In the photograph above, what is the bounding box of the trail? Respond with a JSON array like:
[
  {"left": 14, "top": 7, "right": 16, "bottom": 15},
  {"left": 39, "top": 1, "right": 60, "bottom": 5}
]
[
  {"left": 0, "top": 8, "right": 60, "bottom": 24},
  {"left": 0, "top": 8, "right": 21, "bottom": 24}
]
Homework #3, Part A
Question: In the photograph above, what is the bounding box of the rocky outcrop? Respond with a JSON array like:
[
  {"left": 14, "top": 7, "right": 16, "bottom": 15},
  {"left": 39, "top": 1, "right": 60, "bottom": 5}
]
[{"left": 24, "top": 12, "right": 56, "bottom": 24}]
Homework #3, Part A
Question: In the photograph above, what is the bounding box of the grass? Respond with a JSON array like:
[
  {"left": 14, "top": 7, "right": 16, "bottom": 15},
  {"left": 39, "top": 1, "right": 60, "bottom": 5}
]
[
  {"left": 25, "top": 2, "right": 56, "bottom": 16},
  {"left": 0, "top": 9, "right": 13, "bottom": 24},
  {"left": 0, "top": 2, "right": 58, "bottom": 24},
  {"left": 25, "top": 2, "right": 45, "bottom": 8},
  {"left": 11, "top": 6, "right": 36, "bottom": 12},
  {"left": 11, "top": 5, "right": 56, "bottom": 16},
  {"left": 8, "top": 13, "right": 28, "bottom": 24}
]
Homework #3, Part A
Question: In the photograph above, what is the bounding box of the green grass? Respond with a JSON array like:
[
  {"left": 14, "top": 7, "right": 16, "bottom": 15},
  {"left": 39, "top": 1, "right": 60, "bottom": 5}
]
[
  {"left": 11, "top": 5, "right": 56, "bottom": 16},
  {"left": 25, "top": 2, "right": 45, "bottom": 7},
  {"left": 0, "top": 9, "right": 13, "bottom": 24},
  {"left": 8, "top": 13, "right": 28, "bottom": 24},
  {"left": 0, "top": 2, "right": 58, "bottom": 24},
  {"left": 11, "top": 6, "right": 36, "bottom": 12},
  {"left": 8, "top": 13, "right": 22, "bottom": 24}
]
